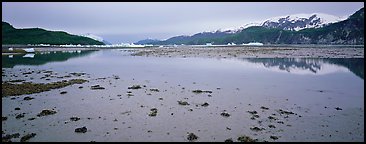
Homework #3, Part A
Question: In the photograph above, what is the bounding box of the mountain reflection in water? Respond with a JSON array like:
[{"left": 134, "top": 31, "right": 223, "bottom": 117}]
[
  {"left": 243, "top": 58, "right": 364, "bottom": 79},
  {"left": 2, "top": 50, "right": 363, "bottom": 80},
  {"left": 2, "top": 50, "right": 96, "bottom": 68}
]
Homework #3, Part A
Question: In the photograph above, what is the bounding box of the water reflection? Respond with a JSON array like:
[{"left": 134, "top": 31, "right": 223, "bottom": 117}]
[
  {"left": 243, "top": 58, "right": 364, "bottom": 79},
  {"left": 2, "top": 50, "right": 363, "bottom": 80},
  {"left": 2, "top": 50, "right": 96, "bottom": 68}
]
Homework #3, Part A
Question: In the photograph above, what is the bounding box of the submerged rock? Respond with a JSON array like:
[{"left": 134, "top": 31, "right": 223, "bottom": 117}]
[
  {"left": 28, "top": 118, "right": 36, "bottom": 121},
  {"left": 270, "top": 135, "right": 279, "bottom": 140},
  {"left": 192, "top": 90, "right": 212, "bottom": 94},
  {"left": 268, "top": 116, "right": 278, "bottom": 120},
  {"left": 148, "top": 108, "right": 158, "bottom": 117},
  {"left": 221, "top": 112, "right": 230, "bottom": 117},
  {"left": 150, "top": 88, "right": 159, "bottom": 92},
  {"left": 237, "top": 135, "right": 257, "bottom": 142},
  {"left": 37, "top": 109, "right": 57, "bottom": 117},
  {"left": 247, "top": 110, "right": 258, "bottom": 115},
  {"left": 178, "top": 100, "right": 190, "bottom": 105},
  {"left": 75, "top": 126, "right": 88, "bottom": 133},
  {"left": 2, "top": 79, "right": 88, "bottom": 97},
  {"left": 335, "top": 107, "right": 342, "bottom": 110},
  {"left": 70, "top": 116, "right": 81, "bottom": 121},
  {"left": 260, "top": 106, "right": 269, "bottom": 110},
  {"left": 2, "top": 116, "right": 8, "bottom": 121},
  {"left": 15, "top": 114, "right": 25, "bottom": 119},
  {"left": 278, "top": 109, "right": 295, "bottom": 115},
  {"left": 20, "top": 133, "right": 36, "bottom": 142},
  {"left": 224, "top": 138, "right": 233, "bottom": 142},
  {"left": 2, "top": 133, "right": 20, "bottom": 142},
  {"left": 201, "top": 102, "right": 209, "bottom": 107},
  {"left": 128, "top": 85, "right": 142, "bottom": 89},
  {"left": 187, "top": 133, "right": 199, "bottom": 141},
  {"left": 250, "top": 126, "right": 265, "bottom": 131},
  {"left": 23, "top": 96, "right": 34, "bottom": 101},
  {"left": 91, "top": 85, "right": 105, "bottom": 90}
]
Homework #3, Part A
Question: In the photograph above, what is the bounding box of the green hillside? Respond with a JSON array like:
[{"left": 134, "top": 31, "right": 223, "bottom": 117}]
[{"left": 2, "top": 22, "right": 105, "bottom": 45}]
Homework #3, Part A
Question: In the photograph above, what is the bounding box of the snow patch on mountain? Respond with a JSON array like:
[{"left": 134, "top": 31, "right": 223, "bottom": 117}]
[
  {"left": 207, "top": 13, "right": 346, "bottom": 34},
  {"left": 80, "top": 33, "right": 104, "bottom": 42},
  {"left": 260, "top": 13, "right": 346, "bottom": 31}
]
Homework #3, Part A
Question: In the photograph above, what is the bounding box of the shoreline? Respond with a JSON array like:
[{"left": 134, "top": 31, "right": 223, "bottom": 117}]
[{"left": 2, "top": 45, "right": 364, "bottom": 59}]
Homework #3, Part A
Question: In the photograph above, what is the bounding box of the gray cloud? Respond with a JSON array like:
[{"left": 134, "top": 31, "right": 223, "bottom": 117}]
[{"left": 2, "top": 2, "right": 364, "bottom": 43}]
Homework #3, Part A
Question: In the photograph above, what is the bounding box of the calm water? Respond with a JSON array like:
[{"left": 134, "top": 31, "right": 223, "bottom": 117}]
[{"left": 2, "top": 49, "right": 364, "bottom": 142}]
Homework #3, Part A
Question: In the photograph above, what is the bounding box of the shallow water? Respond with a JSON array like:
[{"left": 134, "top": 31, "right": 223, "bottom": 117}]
[{"left": 2, "top": 49, "right": 364, "bottom": 142}]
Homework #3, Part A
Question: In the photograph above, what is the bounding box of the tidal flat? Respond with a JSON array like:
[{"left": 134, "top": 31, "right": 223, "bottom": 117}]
[{"left": 2, "top": 46, "right": 364, "bottom": 142}]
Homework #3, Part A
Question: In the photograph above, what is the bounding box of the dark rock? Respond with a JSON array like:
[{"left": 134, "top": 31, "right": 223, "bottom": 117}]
[
  {"left": 2, "top": 133, "right": 20, "bottom": 142},
  {"left": 260, "top": 106, "right": 269, "bottom": 110},
  {"left": 192, "top": 90, "right": 212, "bottom": 94},
  {"left": 187, "top": 133, "right": 198, "bottom": 141},
  {"left": 70, "top": 116, "right": 81, "bottom": 121},
  {"left": 277, "top": 121, "right": 284, "bottom": 124},
  {"left": 75, "top": 126, "right": 88, "bottom": 133},
  {"left": 149, "top": 108, "right": 158, "bottom": 117},
  {"left": 268, "top": 125, "right": 276, "bottom": 128},
  {"left": 23, "top": 96, "right": 34, "bottom": 101},
  {"left": 237, "top": 135, "right": 257, "bottom": 142},
  {"left": 113, "top": 75, "right": 120, "bottom": 79},
  {"left": 150, "top": 88, "right": 159, "bottom": 92},
  {"left": 268, "top": 116, "right": 278, "bottom": 120},
  {"left": 15, "top": 107, "right": 21, "bottom": 110},
  {"left": 16, "top": 114, "right": 25, "bottom": 119},
  {"left": 201, "top": 102, "right": 209, "bottom": 107},
  {"left": 224, "top": 138, "right": 233, "bottom": 142},
  {"left": 221, "top": 112, "right": 230, "bottom": 117},
  {"left": 128, "top": 85, "right": 141, "bottom": 89},
  {"left": 20, "top": 133, "right": 36, "bottom": 142},
  {"left": 278, "top": 109, "right": 295, "bottom": 115},
  {"left": 91, "top": 85, "right": 105, "bottom": 90},
  {"left": 335, "top": 107, "right": 342, "bottom": 110},
  {"left": 78, "top": 86, "right": 83, "bottom": 89},
  {"left": 250, "top": 126, "right": 265, "bottom": 131},
  {"left": 2, "top": 116, "right": 8, "bottom": 121},
  {"left": 247, "top": 110, "right": 258, "bottom": 115},
  {"left": 270, "top": 136, "right": 279, "bottom": 140},
  {"left": 178, "top": 100, "right": 189, "bottom": 105},
  {"left": 60, "top": 91, "right": 67, "bottom": 94},
  {"left": 28, "top": 118, "right": 36, "bottom": 121}
]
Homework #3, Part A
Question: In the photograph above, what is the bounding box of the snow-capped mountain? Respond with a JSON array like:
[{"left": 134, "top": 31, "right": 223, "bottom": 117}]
[
  {"left": 210, "top": 13, "right": 347, "bottom": 33},
  {"left": 80, "top": 33, "right": 104, "bottom": 42},
  {"left": 260, "top": 13, "right": 347, "bottom": 31},
  {"left": 79, "top": 33, "right": 112, "bottom": 45}
]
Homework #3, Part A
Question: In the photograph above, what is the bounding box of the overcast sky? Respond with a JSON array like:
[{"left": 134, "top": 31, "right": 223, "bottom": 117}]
[{"left": 2, "top": 2, "right": 364, "bottom": 44}]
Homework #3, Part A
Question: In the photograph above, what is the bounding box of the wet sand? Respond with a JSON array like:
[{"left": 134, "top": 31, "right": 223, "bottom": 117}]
[
  {"left": 130, "top": 46, "right": 364, "bottom": 58},
  {"left": 2, "top": 47, "right": 364, "bottom": 142}
]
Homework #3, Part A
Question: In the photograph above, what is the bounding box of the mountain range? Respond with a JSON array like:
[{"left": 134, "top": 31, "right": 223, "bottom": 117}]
[{"left": 136, "top": 7, "right": 364, "bottom": 45}]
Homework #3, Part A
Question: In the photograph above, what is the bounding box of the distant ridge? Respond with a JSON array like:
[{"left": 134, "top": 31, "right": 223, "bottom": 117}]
[{"left": 2, "top": 22, "right": 105, "bottom": 45}]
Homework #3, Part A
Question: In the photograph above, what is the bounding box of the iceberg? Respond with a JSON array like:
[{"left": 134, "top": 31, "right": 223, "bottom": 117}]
[
  {"left": 242, "top": 42, "right": 264, "bottom": 46},
  {"left": 23, "top": 53, "right": 35, "bottom": 58},
  {"left": 23, "top": 48, "right": 35, "bottom": 53}
]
